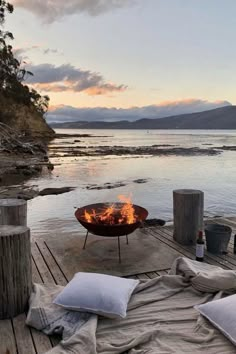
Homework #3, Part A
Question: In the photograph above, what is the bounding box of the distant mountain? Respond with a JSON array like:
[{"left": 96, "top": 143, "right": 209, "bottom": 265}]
[{"left": 50, "top": 105, "right": 236, "bottom": 129}]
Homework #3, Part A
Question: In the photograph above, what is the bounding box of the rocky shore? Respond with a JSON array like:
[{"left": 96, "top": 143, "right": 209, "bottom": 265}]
[
  {"left": 0, "top": 129, "right": 233, "bottom": 201},
  {"left": 0, "top": 132, "right": 104, "bottom": 200},
  {"left": 0, "top": 122, "right": 53, "bottom": 199},
  {"left": 49, "top": 143, "right": 221, "bottom": 159},
  {"left": 0, "top": 147, "right": 52, "bottom": 199}
]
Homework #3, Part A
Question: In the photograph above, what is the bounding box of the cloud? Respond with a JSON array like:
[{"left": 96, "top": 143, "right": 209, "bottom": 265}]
[
  {"left": 26, "top": 63, "right": 127, "bottom": 95},
  {"left": 13, "top": 45, "right": 61, "bottom": 61},
  {"left": 12, "top": 0, "right": 136, "bottom": 22},
  {"left": 43, "top": 48, "right": 60, "bottom": 55},
  {"left": 13, "top": 45, "right": 40, "bottom": 60},
  {"left": 46, "top": 99, "right": 231, "bottom": 123}
]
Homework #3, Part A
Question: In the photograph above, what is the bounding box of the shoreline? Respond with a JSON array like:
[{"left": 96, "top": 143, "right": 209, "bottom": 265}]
[
  {"left": 48, "top": 144, "right": 223, "bottom": 159},
  {"left": 0, "top": 150, "right": 53, "bottom": 199},
  {"left": 1, "top": 130, "right": 236, "bottom": 203}
]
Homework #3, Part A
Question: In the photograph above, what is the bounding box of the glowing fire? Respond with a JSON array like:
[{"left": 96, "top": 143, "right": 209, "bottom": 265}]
[{"left": 83, "top": 195, "right": 137, "bottom": 225}]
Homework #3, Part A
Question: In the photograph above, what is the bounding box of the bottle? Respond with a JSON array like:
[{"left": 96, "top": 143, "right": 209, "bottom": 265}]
[
  {"left": 234, "top": 234, "right": 236, "bottom": 254},
  {"left": 196, "top": 230, "right": 204, "bottom": 262}
]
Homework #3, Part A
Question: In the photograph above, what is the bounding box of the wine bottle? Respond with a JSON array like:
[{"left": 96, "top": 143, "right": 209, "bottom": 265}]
[
  {"left": 196, "top": 230, "right": 204, "bottom": 262},
  {"left": 234, "top": 234, "right": 236, "bottom": 254}
]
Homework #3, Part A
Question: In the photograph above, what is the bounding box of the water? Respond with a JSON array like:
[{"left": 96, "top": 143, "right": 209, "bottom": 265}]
[{"left": 27, "top": 129, "right": 236, "bottom": 233}]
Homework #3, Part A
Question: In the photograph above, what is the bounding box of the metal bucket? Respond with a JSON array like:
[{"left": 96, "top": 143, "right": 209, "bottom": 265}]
[{"left": 204, "top": 224, "right": 232, "bottom": 254}]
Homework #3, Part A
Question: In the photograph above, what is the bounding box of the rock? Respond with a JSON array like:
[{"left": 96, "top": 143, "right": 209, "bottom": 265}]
[
  {"left": 86, "top": 182, "right": 127, "bottom": 190},
  {"left": 17, "top": 189, "right": 39, "bottom": 200},
  {"left": 142, "top": 218, "right": 166, "bottom": 227},
  {"left": 47, "top": 163, "right": 54, "bottom": 171},
  {"left": 0, "top": 186, "right": 39, "bottom": 200},
  {"left": 133, "top": 179, "right": 149, "bottom": 184},
  {"left": 38, "top": 187, "right": 75, "bottom": 196},
  {"left": 15, "top": 164, "right": 42, "bottom": 176}
]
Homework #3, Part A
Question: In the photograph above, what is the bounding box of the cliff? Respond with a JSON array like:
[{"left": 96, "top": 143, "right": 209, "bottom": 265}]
[
  {"left": 0, "top": 94, "right": 55, "bottom": 190},
  {"left": 0, "top": 94, "right": 55, "bottom": 138}
]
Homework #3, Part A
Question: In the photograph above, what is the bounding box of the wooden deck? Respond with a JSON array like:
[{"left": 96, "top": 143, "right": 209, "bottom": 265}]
[{"left": 1, "top": 216, "right": 236, "bottom": 354}]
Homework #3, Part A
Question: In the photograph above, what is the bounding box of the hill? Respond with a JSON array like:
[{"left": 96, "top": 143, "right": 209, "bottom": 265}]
[
  {"left": 0, "top": 94, "right": 55, "bottom": 189},
  {"left": 0, "top": 94, "right": 55, "bottom": 138},
  {"left": 51, "top": 105, "right": 236, "bottom": 129}
]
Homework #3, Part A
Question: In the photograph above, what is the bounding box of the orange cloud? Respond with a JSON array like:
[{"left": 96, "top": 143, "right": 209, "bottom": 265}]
[{"left": 26, "top": 63, "right": 127, "bottom": 96}]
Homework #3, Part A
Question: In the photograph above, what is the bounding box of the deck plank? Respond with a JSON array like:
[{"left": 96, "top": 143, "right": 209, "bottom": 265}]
[
  {"left": 12, "top": 314, "right": 36, "bottom": 354},
  {"left": 144, "top": 227, "right": 197, "bottom": 261},
  {"left": 29, "top": 257, "right": 53, "bottom": 354},
  {"left": 32, "top": 241, "right": 67, "bottom": 350},
  {"left": 36, "top": 240, "right": 68, "bottom": 286},
  {"left": 49, "top": 335, "right": 61, "bottom": 348},
  {"left": 32, "top": 256, "right": 43, "bottom": 284},
  {"left": 136, "top": 274, "right": 149, "bottom": 280},
  {"left": 159, "top": 224, "right": 236, "bottom": 270},
  {"left": 30, "top": 328, "right": 53, "bottom": 354},
  {"left": 156, "top": 270, "right": 169, "bottom": 276},
  {"left": 0, "top": 319, "right": 17, "bottom": 354},
  {"left": 145, "top": 271, "right": 158, "bottom": 279},
  {"left": 31, "top": 243, "right": 55, "bottom": 284},
  {"left": 149, "top": 227, "right": 233, "bottom": 269},
  {"left": 158, "top": 226, "right": 236, "bottom": 269}
]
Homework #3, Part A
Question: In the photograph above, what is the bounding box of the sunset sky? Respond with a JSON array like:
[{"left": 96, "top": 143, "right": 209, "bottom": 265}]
[{"left": 7, "top": 0, "right": 236, "bottom": 122}]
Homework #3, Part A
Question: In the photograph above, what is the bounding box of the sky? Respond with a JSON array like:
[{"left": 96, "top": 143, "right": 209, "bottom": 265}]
[{"left": 5, "top": 0, "right": 236, "bottom": 122}]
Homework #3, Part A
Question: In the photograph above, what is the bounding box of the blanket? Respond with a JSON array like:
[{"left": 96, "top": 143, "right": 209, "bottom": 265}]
[{"left": 26, "top": 257, "right": 236, "bottom": 353}]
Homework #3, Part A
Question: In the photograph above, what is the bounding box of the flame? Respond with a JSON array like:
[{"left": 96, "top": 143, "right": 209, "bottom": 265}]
[
  {"left": 83, "top": 195, "right": 137, "bottom": 225},
  {"left": 118, "top": 195, "right": 136, "bottom": 224},
  {"left": 84, "top": 209, "right": 96, "bottom": 223},
  {"left": 99, "top": 204, "right": 115, "bottom": 224}
]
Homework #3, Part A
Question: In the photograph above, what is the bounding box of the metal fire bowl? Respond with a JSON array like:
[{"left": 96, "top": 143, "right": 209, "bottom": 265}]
[{"left": 75, "top": 202, "right": 148, "bottom": 237}]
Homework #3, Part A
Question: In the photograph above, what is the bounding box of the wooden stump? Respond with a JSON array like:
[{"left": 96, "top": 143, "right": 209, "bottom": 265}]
[
  {"left": 0, "top": 225, "right": 32, "bottom": 319},
  {"left": 0, "top": 199, "right": 27, "bottom": 226},
  {"left": 173, "top": 189, "right": 204, "bottom": 245}
]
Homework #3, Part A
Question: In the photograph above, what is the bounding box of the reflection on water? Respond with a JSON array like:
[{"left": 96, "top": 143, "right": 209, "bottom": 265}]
[{"left": 27, "top": 129, "right": 236, "bottom": 233}]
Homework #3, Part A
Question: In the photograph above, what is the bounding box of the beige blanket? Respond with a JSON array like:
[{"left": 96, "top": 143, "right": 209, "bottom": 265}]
[{"left": 26, "top": 257, "right": 236, "bottom": 353}]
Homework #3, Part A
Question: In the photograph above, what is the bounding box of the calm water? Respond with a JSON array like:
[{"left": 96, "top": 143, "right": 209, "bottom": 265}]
[{"left": 27, "top": 129, "right": 236, "bottom": 234}]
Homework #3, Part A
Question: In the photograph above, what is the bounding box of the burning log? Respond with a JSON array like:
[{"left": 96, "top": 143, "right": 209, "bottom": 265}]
[
  {"left": 75, "top": 202, "right": 148, "bottom": 237},
  {"left": 83, "top": 197, "right": 138, "bottom": 226}
]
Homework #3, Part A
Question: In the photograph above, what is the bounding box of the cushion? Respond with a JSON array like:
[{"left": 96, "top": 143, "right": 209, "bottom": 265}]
[
  {"left": 195, "top": 294, "right": 236, "bottom": 346},
  {"left": 53, "top": 272, "right": 139, "bottom": 319}
]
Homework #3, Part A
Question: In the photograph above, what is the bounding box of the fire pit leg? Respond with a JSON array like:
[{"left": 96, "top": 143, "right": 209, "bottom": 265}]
[
  {"left": 118, "top": 236, "right": 121, "bottom": 263},
  {"left": 126, "top": 235, "right": 129, "bottom": 245},
  {"left": 83, "top": 231, "right": 89, "bottom": 249}
]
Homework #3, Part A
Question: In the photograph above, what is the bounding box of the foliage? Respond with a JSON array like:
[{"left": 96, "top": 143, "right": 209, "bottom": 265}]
[{"left": 0, "top": 1, "right": 49, "bottom": 115}]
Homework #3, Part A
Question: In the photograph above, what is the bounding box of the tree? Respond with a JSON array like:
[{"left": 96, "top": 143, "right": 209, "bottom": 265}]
[{"left": 0, "top": 1, "right": 49, "bottom": 115}]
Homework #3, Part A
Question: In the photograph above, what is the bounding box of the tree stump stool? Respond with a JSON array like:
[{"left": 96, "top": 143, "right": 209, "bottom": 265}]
[
  {"left": 0, "top": 199, "right": 27, "bottom": 226},
  {"left": 173, "top": 189, "right": 204, "bottom": 245},
  {"left": 0, "top": 225, "right": 32, "bottom": 319}
]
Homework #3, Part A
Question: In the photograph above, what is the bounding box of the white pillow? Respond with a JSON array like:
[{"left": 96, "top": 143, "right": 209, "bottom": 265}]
[
  {"left": 195, "top": 294, "right": 236, "bottom": 346},
  {"left": 53, "top": 272, "right": 139, "bottom": 319}
]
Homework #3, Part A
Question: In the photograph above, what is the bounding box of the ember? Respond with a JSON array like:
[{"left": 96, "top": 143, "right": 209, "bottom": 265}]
[{"left": 83, "top": 195, "right": 137, "bottom": 225}]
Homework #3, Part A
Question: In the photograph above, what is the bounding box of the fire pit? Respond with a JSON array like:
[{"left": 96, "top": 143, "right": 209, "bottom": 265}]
[{"left": 75, "top": 201, "right": 148, "bottom": 262}]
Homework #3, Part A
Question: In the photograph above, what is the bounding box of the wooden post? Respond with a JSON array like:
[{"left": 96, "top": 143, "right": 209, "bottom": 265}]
[
  {"left": 0, "top": 199, "right": 27, "bottom": 226},
  {"left": 173, "top": 189, "right": 204, "bottom": 245},
  {"left": 0, "top": 225, "right": 32, "bottom": 319}
]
